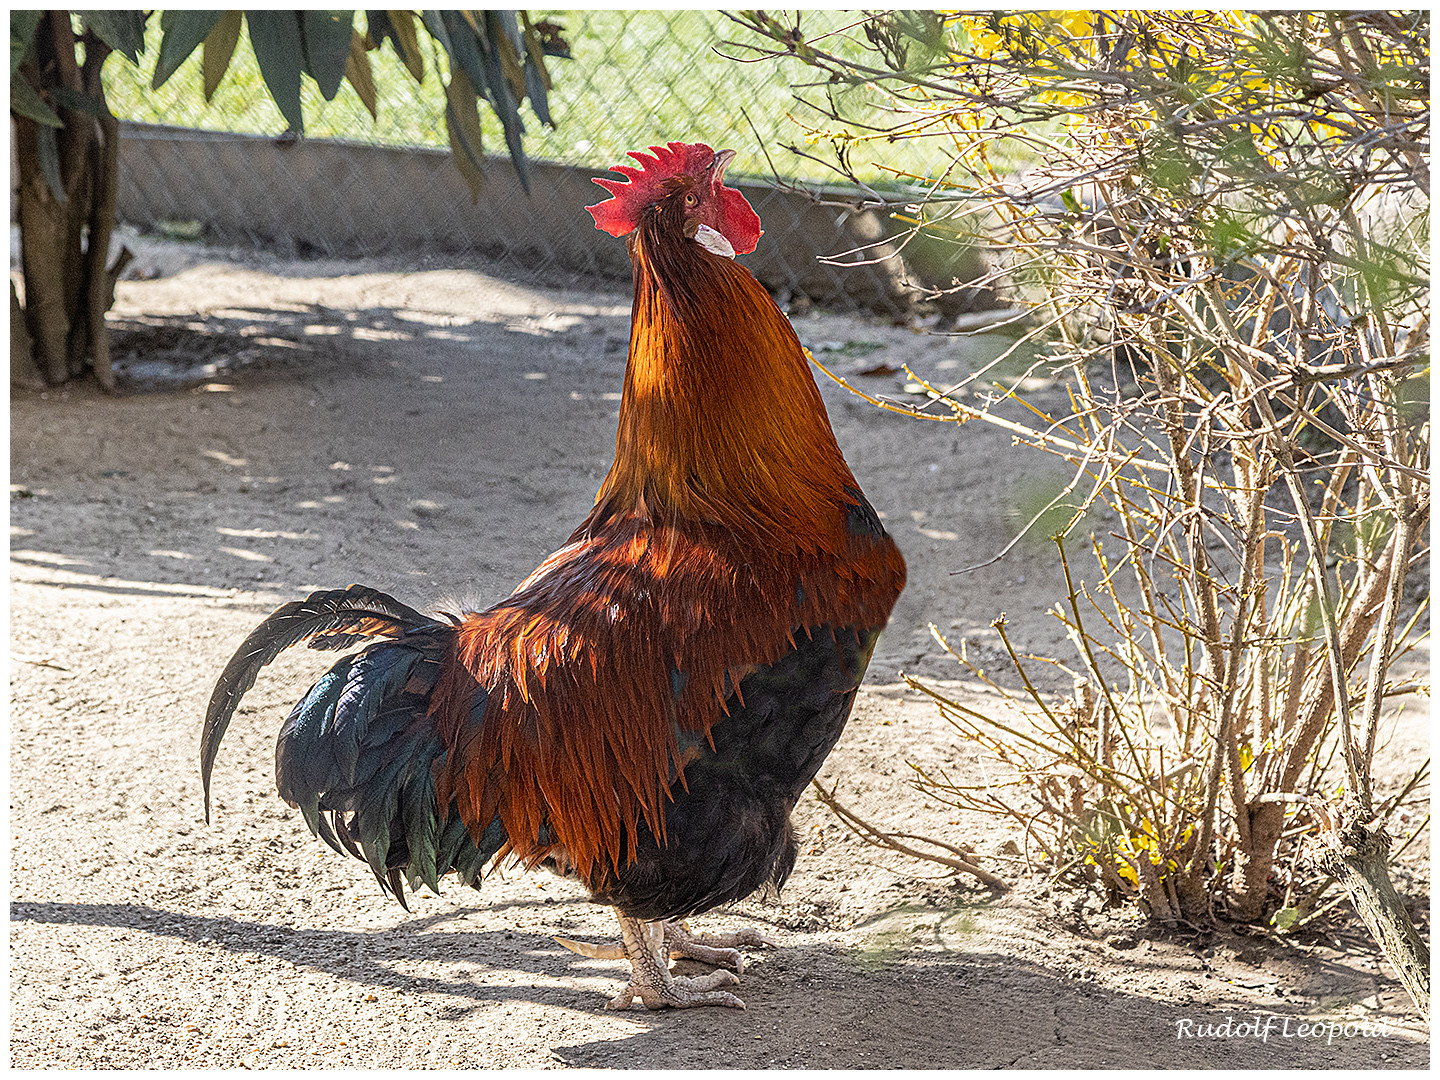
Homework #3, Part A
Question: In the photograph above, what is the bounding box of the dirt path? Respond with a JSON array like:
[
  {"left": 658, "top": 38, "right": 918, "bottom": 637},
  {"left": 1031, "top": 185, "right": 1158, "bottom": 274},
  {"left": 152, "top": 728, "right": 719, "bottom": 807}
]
[{"left": 10, "top": 241, "right": 1428, "bottom": 1067}]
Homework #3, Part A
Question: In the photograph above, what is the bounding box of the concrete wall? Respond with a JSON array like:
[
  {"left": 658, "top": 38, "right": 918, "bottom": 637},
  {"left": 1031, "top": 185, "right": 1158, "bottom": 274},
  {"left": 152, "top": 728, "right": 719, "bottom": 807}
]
[{"left": 114, "top": 122, "right": 916, "bottom": 312}]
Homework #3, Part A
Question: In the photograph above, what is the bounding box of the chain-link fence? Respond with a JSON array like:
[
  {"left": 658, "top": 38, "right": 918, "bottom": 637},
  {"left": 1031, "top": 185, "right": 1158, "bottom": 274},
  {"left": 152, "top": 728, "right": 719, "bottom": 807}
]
[{"left": 108, "top": 11, "right": 993, "bottom": 316}]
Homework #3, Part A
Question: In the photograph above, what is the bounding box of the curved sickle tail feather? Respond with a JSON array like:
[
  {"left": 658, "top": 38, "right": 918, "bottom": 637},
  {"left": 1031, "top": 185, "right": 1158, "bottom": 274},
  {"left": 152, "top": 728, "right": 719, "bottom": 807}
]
[
  {"left": 202, "top": 584, "right": 508, "bottom": 910},
  {"left": 201, "top": 585, "right": 436, "bottom": 821},
  {"left": 273, "top": 634, "right": 506, "bottom": 909}
]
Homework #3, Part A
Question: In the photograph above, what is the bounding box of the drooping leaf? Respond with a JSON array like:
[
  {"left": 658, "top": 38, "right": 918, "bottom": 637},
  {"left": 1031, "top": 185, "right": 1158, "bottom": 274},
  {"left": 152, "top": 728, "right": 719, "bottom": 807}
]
[
  {"left": 80, "top": 10, "right": 147, "bottom": 64},
  {"left": 49, "top": 85, "right": 110, "bottom": 119},
  {"left": 419, "top": 10, "right": 452, "bottom": 56},
  {"left": 10, "top": 73, "right": 62, "bottom": 128},
  {"left": 301, "top": 9, "right": 353, "bottom": 101},
  {"left": 520, "top": 13, "right": 555, "bottom": 122},
  {"left": 445, "top": 70, "right": 485, "bottom": 169},
  {"left": 345, "top": 28, "right": 378, "bottom": 119},
  {"left": 390, "top": 10, "right": 426, "bottom": 82},
  {"left": 246, "top": 10, "right": 306, "bottom": 134},
  {"left": 153, "top": 10, "right": 221, "bottom": 89},
  {"left": 491, "top": 10, "right": 528, "bottom": 104},
  {"left": 369, "top": 10, "right": 423, "bottom": 82},
  {"left": 10, "top": 11, "right": 43, "bottom": 78},
  {"left": 443, "top": 66, "right": 486, "bottom": 202},
  {"left": 523, "top": 51, "right": 550, "bottom": 126},
  {"left": 519, "top": 13, "right": 549, "bottom": 86},
  {"left": 364, "top": 11, "right": 394, "bottom": 56},
  {"left": 481, "top": 12, "right": 524, "bottom": 122},
  {"left": 202, "top": 11, "right": 243, "bottom": 102},
  {"left": 436, "top": 10, "right": 489, "bottom": 100},
  {"left": 445, "top": 117, "right": 483, "bottom": 203},
  {"left": 36, "top": 122, "right": 66, "bottom": 202},
  {"left": 480, "top": 10, "right": 529, "bottom": 192}
]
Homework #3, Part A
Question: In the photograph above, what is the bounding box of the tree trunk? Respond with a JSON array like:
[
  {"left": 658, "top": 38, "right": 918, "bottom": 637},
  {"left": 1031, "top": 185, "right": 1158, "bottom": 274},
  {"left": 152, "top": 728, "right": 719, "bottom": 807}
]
[
  {"left": 1228, "top": 800, "right": 1287, "bottom": 922},
  {"left": 11, "top": 280, "right": 43, "bottom": 389},
  {"left": 14, "top": 111, "right": 75, "bottom": 385},
  {"left": 78, "top": 33, "right": 122, "bottom": 391},
  {"left": 12, "top": 15, "right": 127, "bottom": 390},
  {"left": 1315, "top": 806, "right": 1430, "bottom": 1016},
  {"left": 1223, "top": 525, "right": 1403, "bottom": 922}
]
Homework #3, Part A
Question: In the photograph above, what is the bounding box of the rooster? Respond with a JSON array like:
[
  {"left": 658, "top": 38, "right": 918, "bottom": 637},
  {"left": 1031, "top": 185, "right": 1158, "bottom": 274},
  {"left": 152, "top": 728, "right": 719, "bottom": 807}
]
[{"left": 202, "top": 141, "right": 906, "bottom": 1010}]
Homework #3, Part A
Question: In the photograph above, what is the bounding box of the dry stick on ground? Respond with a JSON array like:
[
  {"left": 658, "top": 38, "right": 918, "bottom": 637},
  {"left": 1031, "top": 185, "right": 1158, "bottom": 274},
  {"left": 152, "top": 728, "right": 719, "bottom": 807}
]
[{"left": 810, "top": 781, "right": 1009, "bottom": 891}]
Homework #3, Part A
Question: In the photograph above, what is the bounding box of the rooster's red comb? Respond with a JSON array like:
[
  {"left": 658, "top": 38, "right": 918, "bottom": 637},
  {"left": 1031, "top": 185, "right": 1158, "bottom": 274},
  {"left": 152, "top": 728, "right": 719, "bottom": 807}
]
[{"left": 586, "top": 141, "right": 761, "bottom": 254}]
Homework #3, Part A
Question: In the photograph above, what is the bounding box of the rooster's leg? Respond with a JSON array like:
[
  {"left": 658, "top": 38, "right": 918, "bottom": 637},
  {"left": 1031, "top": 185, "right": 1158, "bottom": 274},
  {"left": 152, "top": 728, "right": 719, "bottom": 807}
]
[
  {"left": 661, "top": 919, "right": 777, "bottom": 974},
  {"left": 606, "top": 912, "right": 745, "bottom": 1010},
  {"left": 555, "top": 919, "right": 776, "bottom": 970}
]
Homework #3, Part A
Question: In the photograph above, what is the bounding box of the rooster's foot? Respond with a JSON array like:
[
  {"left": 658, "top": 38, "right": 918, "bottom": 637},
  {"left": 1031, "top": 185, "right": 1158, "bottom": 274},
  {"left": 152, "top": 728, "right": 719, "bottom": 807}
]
[
  {"left": 605, "top": 913, "right": 745, "bottom": 1010},
  {"left": 555, "top": 918, "right": 777, "bottom": 974},
  {"left": 662, "top": 918, "right": 777, "bottom": 974}
]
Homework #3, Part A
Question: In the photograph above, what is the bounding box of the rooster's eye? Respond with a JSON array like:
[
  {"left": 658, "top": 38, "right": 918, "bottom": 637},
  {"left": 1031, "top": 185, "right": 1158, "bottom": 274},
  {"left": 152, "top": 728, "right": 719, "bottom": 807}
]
[{"left": 684, "top": 193, "right": 697, "bottom": 208}]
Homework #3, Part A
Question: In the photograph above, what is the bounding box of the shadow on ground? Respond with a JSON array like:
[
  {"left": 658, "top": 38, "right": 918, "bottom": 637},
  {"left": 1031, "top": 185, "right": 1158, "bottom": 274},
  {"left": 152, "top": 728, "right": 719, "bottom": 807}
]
[{"left": 10, "top": 898, "right": 1423, "bottom": 1069}]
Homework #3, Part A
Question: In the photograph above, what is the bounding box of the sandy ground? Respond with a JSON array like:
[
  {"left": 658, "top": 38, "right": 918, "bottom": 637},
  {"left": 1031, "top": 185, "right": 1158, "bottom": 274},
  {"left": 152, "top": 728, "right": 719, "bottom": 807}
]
[{"left": 9, "top": 236, "right": 1430, "bottom": 1068}]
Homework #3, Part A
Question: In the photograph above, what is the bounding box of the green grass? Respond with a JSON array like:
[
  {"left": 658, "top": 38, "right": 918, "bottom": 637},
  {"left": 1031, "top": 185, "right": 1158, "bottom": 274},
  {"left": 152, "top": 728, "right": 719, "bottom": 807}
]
[{"left": 99, "top": 10, "right": 973, "bottom": 187}]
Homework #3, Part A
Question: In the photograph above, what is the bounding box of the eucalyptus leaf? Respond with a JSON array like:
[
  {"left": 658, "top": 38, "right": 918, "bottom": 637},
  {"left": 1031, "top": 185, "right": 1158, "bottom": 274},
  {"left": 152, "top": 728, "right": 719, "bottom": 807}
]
[
  {"left": 301, "top": 10, "right": 353, "bottom": 101},
  {"left": 444, "top": 69, "right": 485, "bottom": 167},
  {"left": 481, "top": 11, "right": 529, "bottom": 192},
  {"left": 370, "top": 10, "right": 423, "bottom": 83},
  {"left": 520, "top": 14, "right": 555, "bottom": 117},
  {"left": 523, "top": 51, "right": 551, "bottom": 127},
  {"left": 445, "top": 109, "right": 485, "bottom": 203},
  {"left": 153, "top": 10, "right": 220, "bottom": 89},
  {"left": 389, "top": 10, "right": 425, "bottom": 82},
  {"left": 364, "top": 11, "right": 395, "bottom": 57},
  {"left": 437, "top": 11, "right": 489, "bottom": 101},
  {"left": 10, "top": 74, "right": 62, "bottom": 127},
  {"left": 419, "top": 10, "right": 452, "bottom": 56},
  {"left": 10, "top": 11, "right": 43, "bottom": 77},
  {"left": 444, "top": 69, "right": 486, "bottom": 202},
  {"left": 492, "top": 11, "right": 528, "bottom": 103},
  {"left": 202, "top": 11, "right": 243, "bottom": 102},
  {"left": 247, "top": 10, "right": 306, "bottom": 134},
  {"left": 36, "top": 122, "right": 66, "bottom": 202},
  {"left": 345, "top": 29, "right": 378, "bottom": 119},
  {"left": 81, "top": 10, "right": 147, "bottom": 64}
]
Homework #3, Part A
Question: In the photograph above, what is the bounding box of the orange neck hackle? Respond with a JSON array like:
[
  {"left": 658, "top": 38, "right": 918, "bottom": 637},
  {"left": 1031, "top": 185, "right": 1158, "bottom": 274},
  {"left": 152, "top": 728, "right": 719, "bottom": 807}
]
[{"left": 593, "top": 200, "right": 857, "bottom": 552}]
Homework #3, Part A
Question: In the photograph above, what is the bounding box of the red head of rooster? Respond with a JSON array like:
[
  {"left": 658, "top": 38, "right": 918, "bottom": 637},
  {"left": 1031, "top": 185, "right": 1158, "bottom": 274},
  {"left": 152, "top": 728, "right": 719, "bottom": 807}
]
[{"left": 585, "top": 141, "right": 762, "bottom": 259}]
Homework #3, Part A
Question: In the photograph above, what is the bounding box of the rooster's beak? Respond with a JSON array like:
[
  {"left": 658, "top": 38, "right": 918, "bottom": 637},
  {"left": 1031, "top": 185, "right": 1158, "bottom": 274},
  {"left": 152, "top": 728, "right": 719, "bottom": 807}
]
[{"left": 711, "top": 148, "right": 736, "bottom": 181}]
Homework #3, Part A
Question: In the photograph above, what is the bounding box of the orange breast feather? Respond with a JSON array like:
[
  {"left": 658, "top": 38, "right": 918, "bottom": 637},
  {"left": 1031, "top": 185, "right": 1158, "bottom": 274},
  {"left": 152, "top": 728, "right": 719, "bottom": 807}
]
[{"left": 431, "top": 503, "right": 902, "bottom": 883}]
